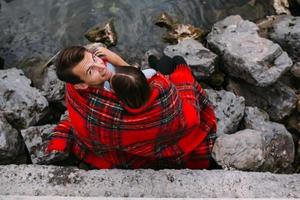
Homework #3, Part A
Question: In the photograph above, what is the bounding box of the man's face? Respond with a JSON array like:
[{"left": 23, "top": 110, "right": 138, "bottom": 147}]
[{"left": 72, "top": 51, "right": 112, "bottom": 88}]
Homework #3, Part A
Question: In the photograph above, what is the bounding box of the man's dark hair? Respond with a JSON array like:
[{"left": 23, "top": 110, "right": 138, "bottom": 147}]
[
  {"left": 111, "top": 66, "right": 151, "bottom": 109},
  {"left": 56, "top": 46, "right": 86, "bottom": 84}
]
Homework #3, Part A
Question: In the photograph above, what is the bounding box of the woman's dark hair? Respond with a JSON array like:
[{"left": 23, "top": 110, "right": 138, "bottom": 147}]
[
  {"left": 56, "top": 46, "right": 86, "bottom": 84},
  {"left": 111, "top": 66, "right": 151, "bottom": 109}
]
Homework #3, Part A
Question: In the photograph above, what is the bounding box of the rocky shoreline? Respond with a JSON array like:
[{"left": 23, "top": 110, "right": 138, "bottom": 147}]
[{"left": 0, "top": 11, "right": 300, "bottom": 197}]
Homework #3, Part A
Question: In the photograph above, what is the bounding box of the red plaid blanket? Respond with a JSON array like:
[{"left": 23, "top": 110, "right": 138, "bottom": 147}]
[{"left": 47, "top": 64, "right": 217, "bottom": 169}]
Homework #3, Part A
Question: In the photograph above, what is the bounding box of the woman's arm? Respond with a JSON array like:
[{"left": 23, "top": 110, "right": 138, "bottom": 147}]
[{"left": 93, "top": 47, "right": 129, "bottom": 66}]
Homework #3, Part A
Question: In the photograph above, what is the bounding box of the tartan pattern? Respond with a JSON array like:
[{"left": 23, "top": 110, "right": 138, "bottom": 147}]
[{"left": 46, "top": 63, "right": 217, "bottom": 169}]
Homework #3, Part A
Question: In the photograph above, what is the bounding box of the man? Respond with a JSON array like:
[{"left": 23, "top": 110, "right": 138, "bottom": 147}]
[{"left": 47, "top": 45, "right": 217, "bottom": 169}]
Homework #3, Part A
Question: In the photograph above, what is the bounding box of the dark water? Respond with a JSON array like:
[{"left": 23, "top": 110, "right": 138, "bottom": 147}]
[{"left": 0, "top": 0, "right": 274, "bottom": 72}]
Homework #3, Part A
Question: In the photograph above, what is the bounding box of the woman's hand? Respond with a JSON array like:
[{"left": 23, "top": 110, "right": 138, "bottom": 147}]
[{"left": 92, "top": 47, "right": 129, "bottom": 67}]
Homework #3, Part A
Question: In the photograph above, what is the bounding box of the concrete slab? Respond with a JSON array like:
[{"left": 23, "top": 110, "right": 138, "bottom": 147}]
[{"left": 0, "top": 165, "right": 299, "bottom": 198}]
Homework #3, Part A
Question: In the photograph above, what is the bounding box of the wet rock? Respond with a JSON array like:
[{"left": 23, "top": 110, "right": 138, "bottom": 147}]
[
  {"left": 207, "top": 15, "right": 292, "bottom": 87},
  {"left": 164, "top": 24, "right": 205, "bottom": 44},
  {"left": 0, "top": 112, "right": 25, "bottom": 164},
  {"left": 241, "top": 106, "right": 295, "bottom": 172},
  {"left": 270, "top": 15, "right": 300, "bottom": 62},
  {"left": 155, "top": 12, "right": 176, "bottom": 30},
  {"left": 273, "top": 0, "right": 291, "bottom": 15},
  {"left": 21, "top": 124, "right": 69, "bottom": 164},
  {"left": 226, "top": 78, "right": 297, "bottom": 121},
  {"left": 206, "top": 89, "right": 245, "bottom": 136},
  {"left": 85, "top": 19, "right": 118, "bottom": 47},
  {"left": 155, "top": 12, "right": 205, "bottom": 44},
  {"left": 285, "top": 110, "right": 300, "bottom": 135},
  {"left": 0, "top": 68, "right": 49, "bottom": 129},
  {"left": 164, "top": 39, "right": 217, "bottom": 79},
  {"left": 291, "top": 62, "right": 300, "bottom": 78},
  {"left": 40, "top": 65, "right": 65, "bottom": 103}
]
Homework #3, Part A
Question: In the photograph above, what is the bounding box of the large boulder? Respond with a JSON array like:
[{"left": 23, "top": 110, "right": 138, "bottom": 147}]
[
  {"left": 21, "top": 124, "right": 69, "bottom": 164},
  {"left": 40, "top": 65, "right": 65, "bottom": 103},
  {"left": 207, "top": 15, "right": 292, "bottom": 87},
  {"left": 270, "top": 15, "right": 300, "bottom": 62},
  {"left": 213, "top": 129, "right": 266, "bottom": 171},
  {"left": 226, "top": 78, "right": 297, "bottom": 121},
  {"left": 0, "top": 68, "right": 49, "bottom": 129},
  {"left": 164, "top": 39, "right": 217, "bottom": 79},
  {"left": 243, "top": 107, "right": 294, "bottom": 172},
  {"left": 212, "top": 126, "right": 294, "bottom": 173},
  {"left": 206, "top": 89, "right": 245, "bottom": 136},
  {"left": 0, "top": 112, "right": 26, "bottom": 164}
]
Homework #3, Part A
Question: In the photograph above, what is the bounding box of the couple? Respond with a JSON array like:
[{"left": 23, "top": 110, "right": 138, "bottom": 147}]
[{"left": 46, "top": 45, "right": 217, "bottom": 169}]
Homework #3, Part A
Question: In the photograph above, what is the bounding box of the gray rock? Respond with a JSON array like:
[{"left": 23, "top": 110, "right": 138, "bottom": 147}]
[
  {"left": 0, "top": 68, "right": 49, "bottom": 129},
  {"left": 164, "top": 39, "right": 217, "bottom": 79},
  {"left": 227, "top": 78, "right": 297, "bottom": 121},
  {"left": 212, "top": 129, "right": 265, "bottom": 171},
  {"left": 213, "top": 125, "right": 294, "bottom": 173},
  {"left": 206, "top": 89, "right": 245, "bottom": 136},
  {"left": 0, "top": 112, "right": 24, "bottom": 164},
  {"left": 243, "top": 107, "right": 295, "bottom": 172},
  {"left": 270, "top": 15, "right": 300, "bottom": 62},
  {"left": 0, "top": 165, "right": 299, "bottom": 197},
  {"left": 40, "top": 65, "right": 65, "bottom": 103},
  {"left": 207, "top": 15, "right": 292, "bottom": 87},
  {"left": 291, "top": 62, "right": 300, "bottom": 78},
  {"left": 21, "top": 124, "right": 69, "bottom": 164}
]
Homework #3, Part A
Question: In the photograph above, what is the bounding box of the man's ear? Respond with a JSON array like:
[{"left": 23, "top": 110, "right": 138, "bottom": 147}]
[{"left": 74, "top": 83, "right": 89, "bottom": 90}]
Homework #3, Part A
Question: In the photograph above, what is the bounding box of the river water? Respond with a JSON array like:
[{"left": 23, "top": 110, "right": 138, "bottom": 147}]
[{"left": 0, "top": 0, "right": 274, "bottom": 72}]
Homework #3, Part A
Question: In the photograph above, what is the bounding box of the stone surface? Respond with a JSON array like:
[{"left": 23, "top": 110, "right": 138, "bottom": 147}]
[
  {"left": 285, "top": 110, "right": 300, "bottom": 136},
  {"left": 207, "top": 15, "right": 292, "bottom": 87},
  {"left": 270, "top": 15, "right": 300, "bottom": 62},
  {"left": 291, "top": 62, "right": 300, "bottom": 78},
  {"left": 212, "top": 129, "right": 266, "bottom": 171},
  {"left": 206, "top": 89, "right": 245, "bottom": 136},
  {"left": 0, "top": 68, "right": 49, "bottom": 129},
  {"left": 21, "top": 125, "right": 69, "bottom": 164},
  {"left": 164, "top": 39, "right": 217, "bottom": 79},
  {"left": 226, "top": 78, "right": 297, "bottom": 121},
  {"left": 0, "top": 165, "right": 299, "bottom": 198},
  {"left": 40, "top": 65, "right": 65, "bottom": 103},
  {"left": 0, "top": 112, "right": 24, "bottom": 164},
  {"left": 242, "top": 107, "right": 295, "bottom": 172}
]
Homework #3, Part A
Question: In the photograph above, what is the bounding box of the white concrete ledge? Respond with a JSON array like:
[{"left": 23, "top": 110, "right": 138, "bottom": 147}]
[{"left": 0, "top": 165, "right": 299, "bottom": 198}]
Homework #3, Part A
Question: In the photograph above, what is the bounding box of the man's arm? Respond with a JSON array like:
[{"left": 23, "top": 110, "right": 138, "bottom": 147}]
[{"left": 93, "top": 47, "right": 129, "bottom": 66}]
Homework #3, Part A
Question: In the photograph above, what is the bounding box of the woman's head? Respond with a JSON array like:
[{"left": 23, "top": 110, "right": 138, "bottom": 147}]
[{"left": 110, "top": 66, "right": 150, "bottom": 109}]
